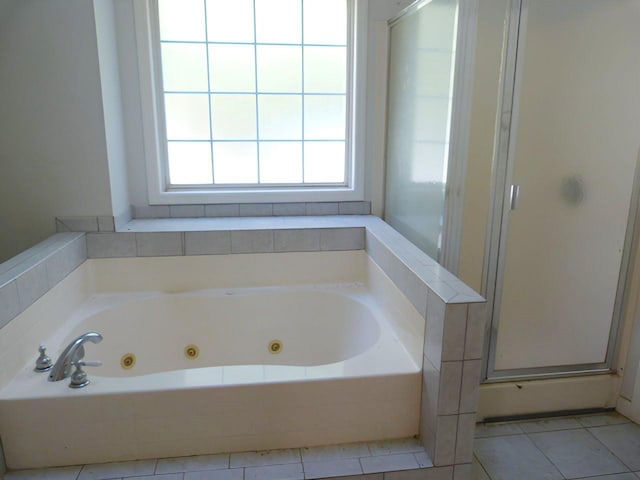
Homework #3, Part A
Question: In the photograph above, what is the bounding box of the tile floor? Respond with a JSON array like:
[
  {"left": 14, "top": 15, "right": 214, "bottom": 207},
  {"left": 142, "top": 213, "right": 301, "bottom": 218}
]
[
  {"left": 473, "top": 412, "right": 640, "bottom": 480},
  {"left": 3, "top": 437, "right": 443, "bottom": 480},
  {"left": 4, "top": 412, "right": 640, "bottom": 480}
]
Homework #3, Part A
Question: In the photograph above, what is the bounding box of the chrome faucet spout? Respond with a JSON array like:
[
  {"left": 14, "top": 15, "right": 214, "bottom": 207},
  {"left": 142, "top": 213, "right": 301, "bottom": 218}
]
[{"left": 48, "top": 332, "right": 103, "bottom": 382}]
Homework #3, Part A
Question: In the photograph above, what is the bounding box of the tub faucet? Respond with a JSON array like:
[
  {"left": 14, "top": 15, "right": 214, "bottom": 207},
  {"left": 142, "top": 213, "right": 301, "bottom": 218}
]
[{"left": 48, "top": 332, "right": 103, "bottom": 383}]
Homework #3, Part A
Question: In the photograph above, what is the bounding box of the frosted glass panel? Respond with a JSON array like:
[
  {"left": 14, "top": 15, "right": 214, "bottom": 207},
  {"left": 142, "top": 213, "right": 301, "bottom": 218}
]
[
  {"left": 259, "top": 142, "right": 303, "bottom": 183},
  {"left": 416, "top": 51, "right": 454, "bottom": 97},
  {"left": 209, "top": 45, "right": 255, "bottom": 93},
  {"left": 167, "top": 142, "right": 213, "bottom": 185},
  {"left": 416, "top": 0, "right": 458, "bottom": 50},
  {"left": 257, "top": 46, "right": 302, "bottom": 92},
  {"left": 255, "top": 0, "right": 301, "bottom": 44},
  {"left": 384, "top": 0, "right": 458, "bottom": 260},
  {"left": 206, "top": 0, "right": 254, "bottom": 43},
  {"left": 258, "top": 95, "right": 302, "bottom": 140},
  {"left": 304, "top": 47, "right": 346, "bottom": 93},
  {"left": 414, "top": 97, "right": 451, "bottom": 142},
  {"left": 159, "top": 0, "right": 205, "bottom": 41},
  {"left": 164, "top": 94, "right": 210, "bottom": 140},
  {"left": 211, "top": 95, "right": 256, "bottom": 140},
  {"left": 493, "top": 0, "right": 640, "bottom": 371},
  {"left": 304, "top": 0, "right": 347, "bottom": 45},
  {"left": 304, "top": 95, "right": 346, "bottom": 140},
  {"left": 304, "top": 142, "right": 345, "bottom": 183},
  {"left": 213, "top": 142, "right": 258, "bottom": 184},
  {"left": 161, "top": 44, "right": 208, "bottom": 92}
]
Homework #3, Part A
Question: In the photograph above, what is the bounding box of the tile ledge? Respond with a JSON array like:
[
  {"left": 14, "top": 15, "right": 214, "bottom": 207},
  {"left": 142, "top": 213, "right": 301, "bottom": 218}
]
[
  {"left": 116, "top": 215, "right": 484, "bottom": 305},
  {"left": 118, "top": 215, "right": 373, "bottom": 233},
  {"left": 0, "top": 233, "right": 85, "bottom": 288}
]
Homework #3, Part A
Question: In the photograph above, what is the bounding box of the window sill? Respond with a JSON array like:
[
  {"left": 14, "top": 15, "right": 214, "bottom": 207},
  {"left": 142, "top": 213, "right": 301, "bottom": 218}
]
[{"left": 148, "top": 185, "right": 364, "bottom": 205}]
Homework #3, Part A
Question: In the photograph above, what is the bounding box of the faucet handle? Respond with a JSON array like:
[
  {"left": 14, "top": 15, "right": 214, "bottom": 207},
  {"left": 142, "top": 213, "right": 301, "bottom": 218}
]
[
  {"left": 34, "top": 344, "right": 53, "bottom": 372},
  {"left": 69, "top": 360, "right": 102, "bottom": 389},
  {"left": 78, "top": 360, "right": 103, "bottom": 368}
]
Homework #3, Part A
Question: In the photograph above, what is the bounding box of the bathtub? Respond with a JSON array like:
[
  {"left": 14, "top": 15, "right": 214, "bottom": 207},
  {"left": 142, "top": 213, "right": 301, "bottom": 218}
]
[{"left": 0, "top": 250, "right": 424, "bottom": 469}]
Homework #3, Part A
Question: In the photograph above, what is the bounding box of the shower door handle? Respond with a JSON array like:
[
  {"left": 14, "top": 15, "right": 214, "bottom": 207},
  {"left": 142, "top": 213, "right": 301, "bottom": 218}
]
[{"left": 510, "top": 184, "right": 520, "bottom": 210}]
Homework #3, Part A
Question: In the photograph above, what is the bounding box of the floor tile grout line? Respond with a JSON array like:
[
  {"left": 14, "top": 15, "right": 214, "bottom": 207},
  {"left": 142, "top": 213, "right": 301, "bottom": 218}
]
[
  {"left": 472, "top": 454, "right": 492, "bottom": 480},
  {"left": 298, "top": 448, "right": 306, "bottom": 479},
  {"left": 522, "top": 429, "right": 573, "bottom": 480},
  {"left": 583, "top": 424, "right": 636, "bottom": 474},
  {"left": 474, "top": 432, "right": 524, "bottom": 439}
]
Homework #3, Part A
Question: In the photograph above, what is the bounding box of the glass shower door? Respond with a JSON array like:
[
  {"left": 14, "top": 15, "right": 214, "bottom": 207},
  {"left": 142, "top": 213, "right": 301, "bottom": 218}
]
[{"left": 487, "top": 0, "right": 640, "bottom": 379}]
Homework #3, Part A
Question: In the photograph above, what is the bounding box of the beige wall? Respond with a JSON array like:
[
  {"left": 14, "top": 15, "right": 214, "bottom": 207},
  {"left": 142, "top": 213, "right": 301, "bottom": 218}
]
[
  {"left": 0, "top": 0, "right": 113, "bottom": 262},
  {"left": 458, "top": 0, "right": 508, "bottom": 292}
]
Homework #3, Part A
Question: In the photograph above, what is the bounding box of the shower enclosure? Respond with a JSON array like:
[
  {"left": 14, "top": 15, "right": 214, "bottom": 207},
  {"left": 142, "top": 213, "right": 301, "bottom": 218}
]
[{"left": 483, "top": 0, "right": 640, "bottom": 381}]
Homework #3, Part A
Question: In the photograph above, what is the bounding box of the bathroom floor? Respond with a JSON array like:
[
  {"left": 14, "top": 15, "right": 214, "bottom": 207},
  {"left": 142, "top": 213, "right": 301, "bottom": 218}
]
[
  {"left": 473, "top": 412, "right": 640, "bottom": 480},
  {"left": 4, "top": 413, "right": 640, "bottom": 480},
  {"left": 4, "top": 437, "right": 436, "bottom": 480}
]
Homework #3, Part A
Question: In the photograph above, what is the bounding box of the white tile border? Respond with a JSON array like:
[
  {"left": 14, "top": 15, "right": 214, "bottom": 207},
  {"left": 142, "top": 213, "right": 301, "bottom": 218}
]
[
  {"left": 0, "top": 233, "right": 86, "bottom": 331},
  {"left": 113, "top": 215, "right": 483, "bottom": 305}
]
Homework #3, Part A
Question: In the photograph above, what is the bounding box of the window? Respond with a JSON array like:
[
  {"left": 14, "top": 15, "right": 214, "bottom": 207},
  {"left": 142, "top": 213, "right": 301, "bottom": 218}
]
[{"left": 135, "top": 0, "right": 366, "bottom": 204}]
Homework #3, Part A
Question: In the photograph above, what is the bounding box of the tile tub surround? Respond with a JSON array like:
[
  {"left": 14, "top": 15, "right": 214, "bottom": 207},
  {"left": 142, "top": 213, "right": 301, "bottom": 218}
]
[
  {"left": 0, "top": 233, "right": 86, "bottom": 331},
  {"left": 0, "top": 215, "right": 485, "bottom": 480},
  {"left": 134, "top": 201, "right": 372, "bottom": 219}
]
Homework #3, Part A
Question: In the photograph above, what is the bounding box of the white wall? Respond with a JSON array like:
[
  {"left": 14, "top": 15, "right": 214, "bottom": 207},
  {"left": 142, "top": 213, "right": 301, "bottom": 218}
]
[
  {"left": 0, "top": 0, "right": 113, "bottom": 262},
  {"left": 93, "top": 0, "right": 131, "bottom": 224},
  {"left": 0, "top": 0, "right": 412, "bottom": 262}
]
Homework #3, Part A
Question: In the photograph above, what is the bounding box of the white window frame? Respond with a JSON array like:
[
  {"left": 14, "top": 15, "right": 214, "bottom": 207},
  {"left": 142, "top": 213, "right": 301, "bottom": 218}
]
[{"left": 133, "top": 0, "right": 367, "bottom": 205}]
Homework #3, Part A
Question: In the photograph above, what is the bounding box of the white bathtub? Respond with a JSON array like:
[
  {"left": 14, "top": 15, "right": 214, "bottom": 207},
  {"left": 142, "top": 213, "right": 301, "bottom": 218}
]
[{"left": 0, "top": 251, "right": 424, "bottom": 469}]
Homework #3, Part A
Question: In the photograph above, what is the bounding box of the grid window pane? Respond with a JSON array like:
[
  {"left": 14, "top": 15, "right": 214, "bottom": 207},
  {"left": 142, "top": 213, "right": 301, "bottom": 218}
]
[
  {"left": 159, "top": 0, "right": 205, "bottom": 41},
  {"left": 257, "top": 46, "right": 302, "bottom": 92},
  {"left": 258, "top": 95, "right": 302, "bottom": 140},
  {"left": 209, "top": 45, "right": 256, "bottom": 93},
  {"left": 304, "top": 95, "right": 346, "bottom": 140},
  {"left": 206, "top": 0, "right": 255, "bottom": 43},
  {"left": 304, "top": 141, "right": 346, "bottom": 183},
  {"left": 255, "top": 0, "right": 302, "bottom": 44},
  {"left": 161, "top": 43, "right": 208, "bottom": 92},
  {"left": 157, "top": 1, "right": 350, "bottom": 187},
  {"left": 211, "top": 94, "right": 257, "bottom": 140},
  {"left": 304, "top": 46, "right": 347, "bottom": 93},
  {"left": 259, "top": 142, "right": 303, "bottom": 183},
  {"left": 304, "top": 0, "right": 347, "bottom": 45},
  {"left": 164, "top": 94, "right": 210, "bottom": 140},
  {"left": 168, "top": 142, "right": 213, "bottom": 184},
  {"left": 213, "top": 142, "right": 258, "bottom": 183}
]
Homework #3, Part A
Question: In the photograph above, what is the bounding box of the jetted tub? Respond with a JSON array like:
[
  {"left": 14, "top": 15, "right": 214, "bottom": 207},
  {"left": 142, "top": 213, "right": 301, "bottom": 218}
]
[{"left": 0, "top": 251, "right": 424, "bottom": 469}]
